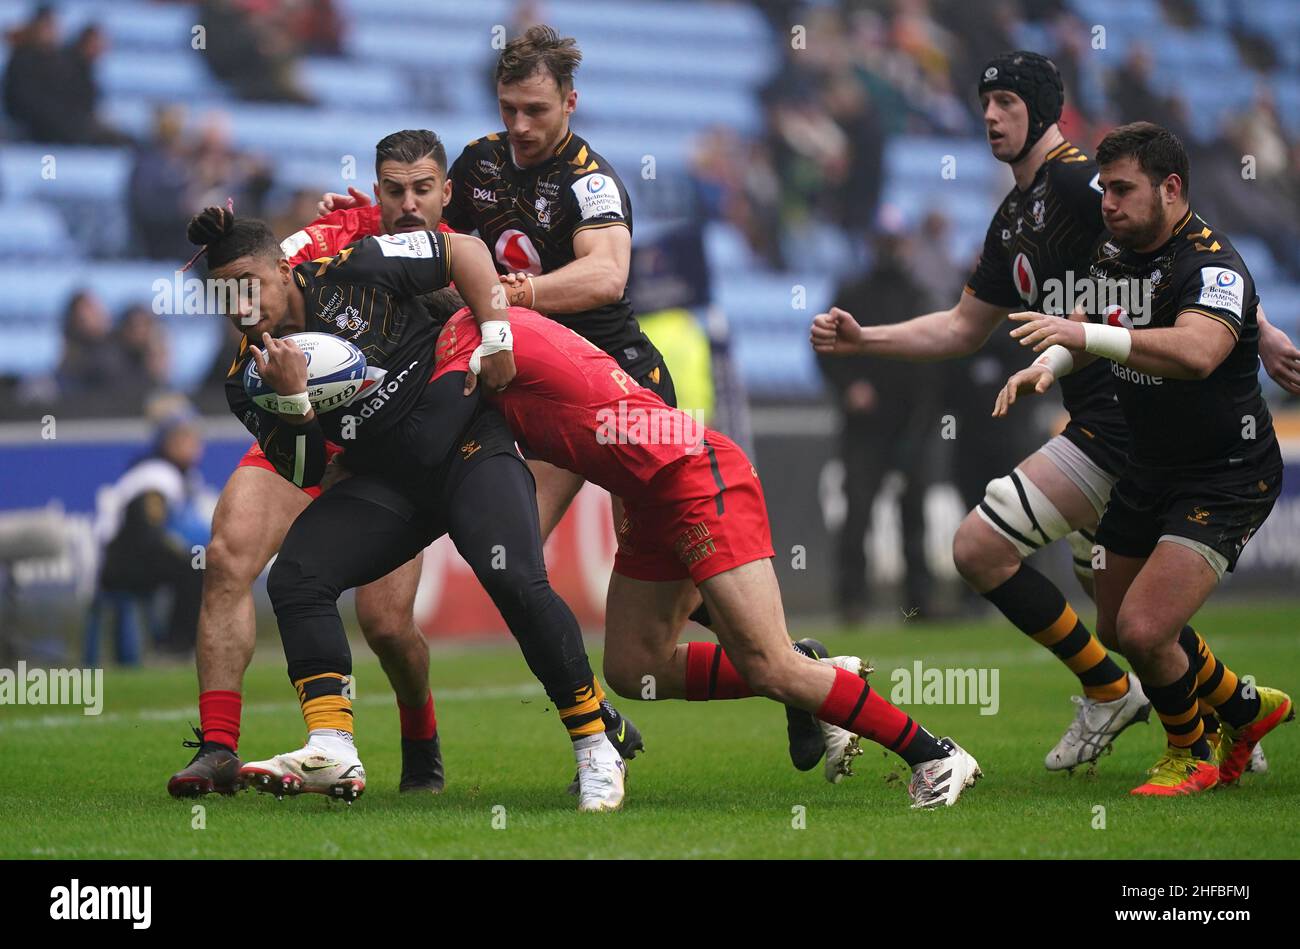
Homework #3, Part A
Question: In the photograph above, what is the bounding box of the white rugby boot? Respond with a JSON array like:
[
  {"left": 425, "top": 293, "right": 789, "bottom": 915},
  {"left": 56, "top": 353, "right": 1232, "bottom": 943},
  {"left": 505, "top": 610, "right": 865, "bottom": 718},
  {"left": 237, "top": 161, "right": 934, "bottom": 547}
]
[
  {"left": 574, "top": 734, "right": 626, "bottom": 813},
  {"left": 908, "top": 739, "right": 982, "bottom": 809},
  {"left": 1045, "top": 672, "right": 1152, "bottom": 772},
  {"left": 819, "top": 655, "right": 873, "bottom": 784},
  {"left": 240, "top": 735, "right": 366, "bottom": 803}
]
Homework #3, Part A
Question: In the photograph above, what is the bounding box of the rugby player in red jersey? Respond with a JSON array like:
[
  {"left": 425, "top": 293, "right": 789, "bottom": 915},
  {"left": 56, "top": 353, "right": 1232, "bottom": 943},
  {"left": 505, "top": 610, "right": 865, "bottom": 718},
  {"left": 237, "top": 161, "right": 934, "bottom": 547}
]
[
  {"left": 428, "top": 302, "right": 983, "bottom": 808},
  {"left": 168, "top": 131, "right": 643, "bottom": 801}
]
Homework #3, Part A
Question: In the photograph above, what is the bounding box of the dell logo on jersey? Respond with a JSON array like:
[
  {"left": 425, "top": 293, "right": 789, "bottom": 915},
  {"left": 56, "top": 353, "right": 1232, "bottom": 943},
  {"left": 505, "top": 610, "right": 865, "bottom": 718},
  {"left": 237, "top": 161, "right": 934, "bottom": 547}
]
[
  {"left": 473, "top": 187, "right": 495, "bottom": 203},
  {"left": 1013, "top": 252, "right": 1037, "bottom": 304}
]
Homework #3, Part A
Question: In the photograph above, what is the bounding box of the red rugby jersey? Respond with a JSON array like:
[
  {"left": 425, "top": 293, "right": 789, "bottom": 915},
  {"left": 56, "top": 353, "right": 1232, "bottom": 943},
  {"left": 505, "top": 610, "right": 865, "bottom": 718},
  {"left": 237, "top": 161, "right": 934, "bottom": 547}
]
[{"left": 432, "top": 307, "right": 706, "bottom": 499}]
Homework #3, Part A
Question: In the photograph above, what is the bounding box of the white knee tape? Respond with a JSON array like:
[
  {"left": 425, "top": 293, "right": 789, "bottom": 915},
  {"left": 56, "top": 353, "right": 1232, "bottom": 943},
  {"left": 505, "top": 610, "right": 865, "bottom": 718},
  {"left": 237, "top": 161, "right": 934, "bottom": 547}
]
[
  {"left": 975, "top": 468, "right": 1073, "bottom": 559},
  {"left": 1067, "top": 529, "right": 1098, "bottom": 574}
]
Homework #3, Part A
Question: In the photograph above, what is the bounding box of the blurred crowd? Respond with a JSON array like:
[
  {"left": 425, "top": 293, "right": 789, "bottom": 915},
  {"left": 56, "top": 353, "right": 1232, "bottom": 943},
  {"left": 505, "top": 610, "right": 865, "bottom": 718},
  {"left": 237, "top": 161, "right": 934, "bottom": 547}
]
[{"left": 693, "top": 0, "right": 1300, "bottom": 277}]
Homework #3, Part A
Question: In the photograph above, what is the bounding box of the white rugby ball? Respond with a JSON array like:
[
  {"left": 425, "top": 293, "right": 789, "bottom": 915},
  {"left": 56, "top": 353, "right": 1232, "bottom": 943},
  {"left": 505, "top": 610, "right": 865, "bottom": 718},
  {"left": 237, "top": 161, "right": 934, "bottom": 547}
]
[{"left": 243, "top": 332, "right": 367, "bottom": 414}]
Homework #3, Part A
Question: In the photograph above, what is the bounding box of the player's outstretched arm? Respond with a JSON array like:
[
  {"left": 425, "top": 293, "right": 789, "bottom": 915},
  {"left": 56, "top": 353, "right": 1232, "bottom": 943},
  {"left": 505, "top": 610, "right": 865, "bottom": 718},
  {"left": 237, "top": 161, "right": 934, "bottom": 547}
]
[
  {"left": 500, "top": 224, "right": 631, "bottom": 315},
  {"left": 1258, "top": 305, "right": 1300, "bottom": 395},
  {"left": 1010, "top": 308, "right": 1233, "bottom": 380},
  {"left": 447, "top": 232, "right": 517, "bottom": 393},
  {"left": 810, "top": 291, "right": 1011, "bottom": 361}
]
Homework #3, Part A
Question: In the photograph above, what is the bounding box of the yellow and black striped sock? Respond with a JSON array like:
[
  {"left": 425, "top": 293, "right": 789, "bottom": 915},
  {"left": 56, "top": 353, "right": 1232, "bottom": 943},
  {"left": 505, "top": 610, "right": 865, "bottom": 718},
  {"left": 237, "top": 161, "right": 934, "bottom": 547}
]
[
  {"left": 1144, "top": 663, "right": 1209, "bottom": 758},
  {"left": 1179, "top": 627, "right": 1261, "bottom": 729},
  {"left": 984, "top": 564, "right": 1128, "bottom": 701},
  {"left": 557, "top": 677, "right": 607, "bottom": 741},
  {"left": 293, "top": 672, "right": 353, "bottom": 735}
]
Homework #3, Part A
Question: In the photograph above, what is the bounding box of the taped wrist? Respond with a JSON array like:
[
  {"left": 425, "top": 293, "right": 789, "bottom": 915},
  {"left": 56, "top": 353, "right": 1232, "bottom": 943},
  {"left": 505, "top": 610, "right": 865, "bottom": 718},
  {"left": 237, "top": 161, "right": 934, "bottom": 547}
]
[
  {"left": 469, "top": 320, "right": 513, "bottom": 375},
  {"left": 1083, "top": 322, "right": 1132, "bottom": 363}
]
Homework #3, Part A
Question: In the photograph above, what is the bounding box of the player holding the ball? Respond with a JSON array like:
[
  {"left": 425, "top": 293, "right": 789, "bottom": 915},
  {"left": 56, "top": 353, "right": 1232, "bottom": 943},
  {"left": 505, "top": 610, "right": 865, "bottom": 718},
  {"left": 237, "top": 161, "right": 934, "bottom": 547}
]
[
  {"left": 179, "top": 205, "right": 629, "bottom": 811},
  {"left": 169, "top": 130, "right": 646, "bottom": 807}
]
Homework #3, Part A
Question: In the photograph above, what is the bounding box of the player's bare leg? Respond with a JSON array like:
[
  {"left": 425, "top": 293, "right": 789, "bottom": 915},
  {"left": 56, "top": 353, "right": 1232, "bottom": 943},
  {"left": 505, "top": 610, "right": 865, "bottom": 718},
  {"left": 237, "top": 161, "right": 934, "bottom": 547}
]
[
  {"left": 700, "top": 559, "right": 981, "bottom": 808},
  {"left": 1095, "top": 543, "right": 1222, "bottom": 795},
  {"left": 529, "top": 458, "right": 585, "bottom": 541},
  {"left": 355, "top": 551, "right": 445, "bottom": 792},
  {"left": 951, "top": 449, "right": 1148, "bottom": 772},
  {"left": 168, "top": 466, "right": 309, "bottom": 797},
  {"left": 603, "top": 571, "right": 835, "bottom": 775}
]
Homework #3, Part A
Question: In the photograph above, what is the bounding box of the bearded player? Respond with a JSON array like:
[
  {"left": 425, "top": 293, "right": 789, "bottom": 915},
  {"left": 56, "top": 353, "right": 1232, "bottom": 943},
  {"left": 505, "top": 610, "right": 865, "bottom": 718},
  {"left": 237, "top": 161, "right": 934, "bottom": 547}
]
[
  {"left": 996, "top": 122, "right": 1292, "bottom": 794},
  {"left": 812, "top": 51, "right": 1297, "bottom": 774}
]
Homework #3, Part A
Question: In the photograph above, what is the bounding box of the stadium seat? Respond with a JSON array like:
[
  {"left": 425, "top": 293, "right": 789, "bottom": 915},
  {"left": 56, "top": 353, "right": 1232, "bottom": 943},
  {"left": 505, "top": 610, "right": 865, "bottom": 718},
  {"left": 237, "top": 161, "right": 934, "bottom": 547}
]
[{"left": 0, "top": 201, "right": 72, "bottom": 256}]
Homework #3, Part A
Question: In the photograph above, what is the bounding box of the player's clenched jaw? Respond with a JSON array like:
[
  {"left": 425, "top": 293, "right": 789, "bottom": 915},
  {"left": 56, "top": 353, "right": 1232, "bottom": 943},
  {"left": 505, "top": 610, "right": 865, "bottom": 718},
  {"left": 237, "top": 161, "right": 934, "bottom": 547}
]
[
  {"left": 372, "top": 129, "right": 451, "bottom": 235},
  {"left": 210, "top": 254, "right": 303, "bottom": 342},
  {"left": 494, "top": 25, "right": 580, "bottom": 168},
  {"left": 1096, "top": 123, "right": 1190, "bottom": 253},
  {"left": 981, "top": 90, "right": 1029, "bottom": 162}
]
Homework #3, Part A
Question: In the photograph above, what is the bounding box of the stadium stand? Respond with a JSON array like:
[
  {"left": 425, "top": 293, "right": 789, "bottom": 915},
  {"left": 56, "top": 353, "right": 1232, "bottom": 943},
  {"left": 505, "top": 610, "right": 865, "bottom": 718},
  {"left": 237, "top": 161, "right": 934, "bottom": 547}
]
[{"left": 1, "top": 0, "right": 1298, "bottom": 404}]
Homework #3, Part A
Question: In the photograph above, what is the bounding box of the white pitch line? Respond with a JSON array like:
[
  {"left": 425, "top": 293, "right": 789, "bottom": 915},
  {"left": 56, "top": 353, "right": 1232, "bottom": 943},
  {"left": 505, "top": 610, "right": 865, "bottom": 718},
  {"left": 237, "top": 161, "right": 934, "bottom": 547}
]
[{"left": 0, "top": 682, "right": 544, "bottom": 734}]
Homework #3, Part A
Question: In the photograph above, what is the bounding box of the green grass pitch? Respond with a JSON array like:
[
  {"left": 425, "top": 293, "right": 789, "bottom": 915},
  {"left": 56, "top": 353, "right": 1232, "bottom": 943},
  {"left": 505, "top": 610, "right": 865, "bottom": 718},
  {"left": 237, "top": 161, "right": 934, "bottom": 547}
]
[{"left": 2, "top": 601, "right": 1297, "bottom": 859}]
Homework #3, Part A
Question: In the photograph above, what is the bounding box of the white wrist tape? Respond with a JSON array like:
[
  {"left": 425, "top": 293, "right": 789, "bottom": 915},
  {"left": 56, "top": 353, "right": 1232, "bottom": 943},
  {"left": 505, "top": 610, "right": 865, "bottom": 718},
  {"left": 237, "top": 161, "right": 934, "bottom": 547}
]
[
  {"left": 469, "top": 320, "right": 513, "bottom": 375},
  {"left": 1034, "top": 345, "right": 1075, "bottom": 379},
  {"left": 274, "top": 391, "right": 312, "bottom": 416},
  {"left": 1083, "top": 322, "right": 1132, "bottom": 364}
]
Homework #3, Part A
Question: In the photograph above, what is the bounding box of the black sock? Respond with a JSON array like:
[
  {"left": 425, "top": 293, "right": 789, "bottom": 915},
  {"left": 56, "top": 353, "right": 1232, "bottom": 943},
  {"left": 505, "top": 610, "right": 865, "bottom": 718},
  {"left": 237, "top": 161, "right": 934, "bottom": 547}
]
[
  {"left": 983, "top": 564, "right": 1128, "bottom": 701},
  {"left": 1144, "top": 665, "right": 1211, "bottom": 760}
]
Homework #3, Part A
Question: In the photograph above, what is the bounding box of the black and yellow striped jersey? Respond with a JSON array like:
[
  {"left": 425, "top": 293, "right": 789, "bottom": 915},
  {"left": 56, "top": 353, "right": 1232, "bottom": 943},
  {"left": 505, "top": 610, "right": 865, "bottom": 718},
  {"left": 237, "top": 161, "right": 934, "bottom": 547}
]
[
  {"left": 444, "top": 129, "right": 661, "bottom": 379},
  {"left": 223, "top": 230, "right": 456, "bottom": 485},
  {"left": 1085, "top": 208, "right": 1277, "bottom": 475},
  {"left": 966, "top": 141, "right": 1129, "bottom": 475}
]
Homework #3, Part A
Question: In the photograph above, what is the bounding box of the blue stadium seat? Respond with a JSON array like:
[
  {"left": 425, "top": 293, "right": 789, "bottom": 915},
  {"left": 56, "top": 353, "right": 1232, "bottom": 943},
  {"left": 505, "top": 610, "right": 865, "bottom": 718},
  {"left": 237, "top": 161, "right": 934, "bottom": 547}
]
[
  {"left": 1233, "top": 236, "right": 1278, "bottom": 285},
  {"left": 0, "top": 145, "right": 132, "bottom": 201},
  {"left": 98, "top": 50, "right": 223, "bottom": 102},
  {"left": 0, "top": 201, "right": 71, "bottom": 256}
]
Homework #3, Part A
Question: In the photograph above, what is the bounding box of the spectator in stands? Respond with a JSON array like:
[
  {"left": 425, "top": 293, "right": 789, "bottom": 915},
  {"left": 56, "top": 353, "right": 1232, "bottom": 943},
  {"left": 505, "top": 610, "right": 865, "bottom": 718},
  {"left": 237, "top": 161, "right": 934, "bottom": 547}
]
[
  {"left": 817, "top": 225, "right": 943, "bottom": 624},
  {"left": 94, "top": 396, "right": 211, "bottom": 658},
  {"left": 187, "top": 113, "right": 274, "bottom": 217},
  {"left": 198, "top": 0, "right": 313, "bottom": 104},
  {"left": 115, "top": 304, "right": 172, "bottom": 392},
  {"left": 1, "top": 8, "right": 128, "bottom": 145},
  {"left": 285, "top": 0, "right": 345, "bottom": 57},
  {"left": 56, "top": 290, "right": 133, "bottom": 397},
  {"left": 129, "top": 106, "right": 195, "bottom": 260}
]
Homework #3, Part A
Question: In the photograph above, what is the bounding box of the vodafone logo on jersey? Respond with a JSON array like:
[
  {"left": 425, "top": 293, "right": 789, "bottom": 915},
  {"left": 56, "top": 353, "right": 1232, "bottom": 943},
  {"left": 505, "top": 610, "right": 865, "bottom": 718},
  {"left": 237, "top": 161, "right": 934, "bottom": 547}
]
[
  {"left": 494, "top": 229, "right": 543, "bottom": 275},
  {"left": 1103, "top": 305, "right": 1133, "bottom": 329},
  {"left": 1012, "top": 252, "right": 1037, "bottom": 304}
]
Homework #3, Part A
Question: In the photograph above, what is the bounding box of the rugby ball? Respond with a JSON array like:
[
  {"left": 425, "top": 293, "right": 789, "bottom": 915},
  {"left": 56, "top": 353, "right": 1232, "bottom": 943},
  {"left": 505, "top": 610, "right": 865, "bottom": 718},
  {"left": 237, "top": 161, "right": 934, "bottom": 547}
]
[{"left": 243, "top": 332, "right": 367, "bottom": 414}]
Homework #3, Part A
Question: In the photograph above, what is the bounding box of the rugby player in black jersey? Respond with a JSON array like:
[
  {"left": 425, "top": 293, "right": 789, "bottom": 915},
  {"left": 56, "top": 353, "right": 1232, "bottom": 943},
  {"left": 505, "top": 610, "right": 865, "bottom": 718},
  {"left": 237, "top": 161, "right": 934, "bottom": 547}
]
[
  {"left": 321, "top": 26, "right": 832, "bottom": 775},
  {"left": 999, "top": 122, "right": 1292, "bottom": 795},
  {"left": 182, "top": 206, "right": 630, "bottom": 810},
  {"left": 814, "top": 52, "right": 1297, "bottom": 775}
]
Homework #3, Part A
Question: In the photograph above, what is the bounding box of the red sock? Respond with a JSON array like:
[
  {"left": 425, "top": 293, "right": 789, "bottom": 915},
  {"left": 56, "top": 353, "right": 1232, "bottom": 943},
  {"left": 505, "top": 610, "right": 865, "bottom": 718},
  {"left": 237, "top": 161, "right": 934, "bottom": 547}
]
[
  {"left": 684, "top": 642, "right": 755, "bottom": 700},
  {"left": 199, "top": 690, "right": 242, "bottom": 751},
  {"left": 817, "top": 667, "right": 919, "bottom": 752},
  {"left": 398, "top": 693, "right": 437, "bottom": 740}
]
